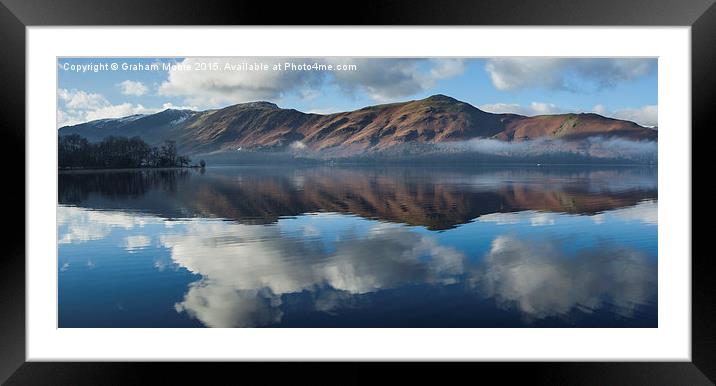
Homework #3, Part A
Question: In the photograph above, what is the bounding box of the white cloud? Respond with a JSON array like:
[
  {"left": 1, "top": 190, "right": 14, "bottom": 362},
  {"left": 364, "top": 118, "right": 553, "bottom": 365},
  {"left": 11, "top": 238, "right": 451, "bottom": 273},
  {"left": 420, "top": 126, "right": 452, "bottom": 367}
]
[
  {"left": 485, "top": 58, "right": 654, "bottom": 92},
  {"left": 479, "top": 101, "right": 565, "bottom": 116},
  {"left": 58, "top": 88, "right": 107, "bottom": 110},
  {"left": 592, "top": 104, "right": 608, "bottom": 114},
  {"left": 595, "top": 104, "right": 658, "bottom": 127},
  {"left": 529, "top": 102, "right": 563, "bottom": 115},
  {"left": 159, "top": 102, "right": 198, "bottom": 111},
  {"left": 299, "top": 89, "right": 321, "bottom": 101},
  {"left": 82, "top": 103, "right": 155, "bottom": 122},
  {"left": 329, "top": 58, "right": 466, "bottom": 102},
  {"left": 158, "top": 57, "right": 326, "bottom": 107},
  {"left": 57, "top": 109, "right": 73, "bottom": 127},
  {"left": 305, "top": 107, "right": 341, "bottom": 114},
  {"left": 429, "top": 58, "right": 467, "bottom": 79},
  {"left": 57, "top": 88, "right": 190, "bottom": 128},
  {"left": 479, "top": 100, "right": 658, "bottom": 127},
  {"left": 157, "top": 57, "right": 467, "bottom": 107},
  {"left": 119, "top": 80, "right": 148, "bottom": 96}
]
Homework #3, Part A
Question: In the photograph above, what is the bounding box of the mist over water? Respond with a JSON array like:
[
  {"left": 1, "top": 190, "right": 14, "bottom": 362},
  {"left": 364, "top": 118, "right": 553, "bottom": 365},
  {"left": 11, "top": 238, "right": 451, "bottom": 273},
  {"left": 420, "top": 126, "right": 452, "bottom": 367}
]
[
  {"left": 437, "top": 137, "right": 657, "bottom": 161},
  {"left": 278, "top": 136, "right": 657, "bottom": 164}
]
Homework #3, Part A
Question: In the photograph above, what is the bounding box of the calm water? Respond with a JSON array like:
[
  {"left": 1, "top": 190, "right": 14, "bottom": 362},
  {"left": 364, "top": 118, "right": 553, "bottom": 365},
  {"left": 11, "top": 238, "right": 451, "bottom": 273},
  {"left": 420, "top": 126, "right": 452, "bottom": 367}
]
[{"left": 58, "top": 165, "right": 657, "bottom": 327}]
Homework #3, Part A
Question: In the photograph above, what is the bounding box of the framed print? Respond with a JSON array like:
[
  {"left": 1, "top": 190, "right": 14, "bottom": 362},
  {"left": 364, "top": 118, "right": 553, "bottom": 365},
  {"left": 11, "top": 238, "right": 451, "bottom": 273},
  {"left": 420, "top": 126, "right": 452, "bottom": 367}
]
[{"left": 2, "top": 0, "right": 714, "bottom": 384}]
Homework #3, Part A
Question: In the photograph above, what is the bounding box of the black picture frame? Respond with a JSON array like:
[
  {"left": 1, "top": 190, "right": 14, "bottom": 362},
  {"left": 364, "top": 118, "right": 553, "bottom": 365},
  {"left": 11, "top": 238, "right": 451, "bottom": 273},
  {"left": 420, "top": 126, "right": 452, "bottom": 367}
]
[{"left": 1, "top": 0, "right": 712, "bottom": 384}]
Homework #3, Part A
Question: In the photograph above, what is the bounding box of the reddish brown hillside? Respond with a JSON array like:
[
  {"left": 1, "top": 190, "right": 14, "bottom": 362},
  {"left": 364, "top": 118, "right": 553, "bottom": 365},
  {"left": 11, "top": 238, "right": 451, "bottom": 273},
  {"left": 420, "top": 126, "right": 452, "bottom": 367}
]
[
  {"left": 494, "top": 113, "right": 657, "bottom": 142},
  {"left": 59, "top": 95, "right": 657, "bottom": 157},
  {"left": 298, "top": 95, "right": 516, "bottom": 152}
]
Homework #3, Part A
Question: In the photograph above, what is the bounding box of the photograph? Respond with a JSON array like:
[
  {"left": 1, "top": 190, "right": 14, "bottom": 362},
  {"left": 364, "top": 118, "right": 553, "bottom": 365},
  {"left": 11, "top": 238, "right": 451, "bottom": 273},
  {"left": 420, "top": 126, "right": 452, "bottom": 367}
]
[
  {"left": 56, "top": 56, "right": 659, "bottom": 328},
  {"left": 3, "top": 0, "right": 710, "bottom": 380}
]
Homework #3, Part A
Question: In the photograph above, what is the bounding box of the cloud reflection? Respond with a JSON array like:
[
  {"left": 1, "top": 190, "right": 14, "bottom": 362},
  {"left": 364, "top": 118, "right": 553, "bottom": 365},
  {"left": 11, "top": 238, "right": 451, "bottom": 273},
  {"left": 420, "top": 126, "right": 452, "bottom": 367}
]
[
  {"left": 477, "top": 211, "right": 557, "bottom": 226},
  {"left": 175, "top": 285, "right": 283, "bottom": 328},
  {"left": 163, "top": 218, "right": 654, "bottom": 327},
  {"left": 58, "top": 205, "right": 656, "bottom": 327},
  {"left": 58, "top": 205, "right": 163, "bottom": 244},
  {"left": 475, "top": 235, "right": 656, "bottom": 319},
  {"left": 164, "top": 220, "right": 466, "bottom": 327},
  {"left": 593, "top": 200, "right": 657, "bottom": 225}
]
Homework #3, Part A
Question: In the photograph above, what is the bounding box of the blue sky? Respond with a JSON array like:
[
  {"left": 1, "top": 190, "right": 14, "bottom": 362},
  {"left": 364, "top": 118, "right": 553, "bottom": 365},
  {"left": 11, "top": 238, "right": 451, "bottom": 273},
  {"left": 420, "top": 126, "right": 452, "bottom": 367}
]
[{"left": 57, "top": 57, "right": 657, "bottom": 128}]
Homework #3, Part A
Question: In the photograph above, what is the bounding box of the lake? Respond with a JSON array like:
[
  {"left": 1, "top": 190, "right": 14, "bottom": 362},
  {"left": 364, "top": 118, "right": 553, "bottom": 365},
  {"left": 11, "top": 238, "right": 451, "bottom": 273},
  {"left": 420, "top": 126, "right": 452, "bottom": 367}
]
[{"left": 58, "top": 165, "right": 657, "bottom": 327}]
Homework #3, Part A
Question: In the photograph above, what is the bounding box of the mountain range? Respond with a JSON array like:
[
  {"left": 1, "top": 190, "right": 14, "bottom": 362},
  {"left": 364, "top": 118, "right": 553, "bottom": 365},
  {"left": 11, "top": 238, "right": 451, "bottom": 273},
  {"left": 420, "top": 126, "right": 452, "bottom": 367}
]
[{"left": 58, "top": 94, "right": 657, "bottom": 159}]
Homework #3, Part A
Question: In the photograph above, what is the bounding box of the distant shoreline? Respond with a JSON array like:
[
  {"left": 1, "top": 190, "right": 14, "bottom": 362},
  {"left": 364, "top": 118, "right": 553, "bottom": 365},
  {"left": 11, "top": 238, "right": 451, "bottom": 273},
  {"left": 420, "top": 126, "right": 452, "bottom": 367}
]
[
  {"left": 58, "top": 166, "right": 203, "bottom": 172},
  {"left": 57, "top": 162, "right": 657, "bottom": 173}
]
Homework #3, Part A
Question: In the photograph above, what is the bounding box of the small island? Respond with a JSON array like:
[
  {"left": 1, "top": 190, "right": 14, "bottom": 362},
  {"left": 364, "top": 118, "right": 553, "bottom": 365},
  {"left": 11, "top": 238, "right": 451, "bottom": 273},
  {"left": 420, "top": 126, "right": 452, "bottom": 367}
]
[{"left": 59, "top": 134, "right": 205, "bottom": 170}]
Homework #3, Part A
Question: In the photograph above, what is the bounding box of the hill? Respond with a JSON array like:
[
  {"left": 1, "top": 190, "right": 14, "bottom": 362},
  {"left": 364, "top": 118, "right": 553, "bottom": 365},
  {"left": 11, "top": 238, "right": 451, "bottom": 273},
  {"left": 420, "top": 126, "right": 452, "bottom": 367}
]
[{"left": 59, "top": 94, "right": 657, "bottom": 159}]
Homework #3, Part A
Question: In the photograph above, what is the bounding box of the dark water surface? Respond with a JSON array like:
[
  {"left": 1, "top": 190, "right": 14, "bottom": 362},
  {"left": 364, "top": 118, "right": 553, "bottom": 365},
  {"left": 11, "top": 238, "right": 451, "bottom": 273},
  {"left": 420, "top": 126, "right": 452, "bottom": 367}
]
[{"left": 58, "top": 165, "right": 657, "bottom": 327}]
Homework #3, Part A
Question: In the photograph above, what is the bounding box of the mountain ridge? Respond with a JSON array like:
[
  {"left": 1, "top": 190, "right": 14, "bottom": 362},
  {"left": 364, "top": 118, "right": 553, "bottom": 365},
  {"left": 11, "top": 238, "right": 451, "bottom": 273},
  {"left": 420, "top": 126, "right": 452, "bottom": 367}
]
[{"left": 59, "top": 94, "right": 657, "bottom": 157}]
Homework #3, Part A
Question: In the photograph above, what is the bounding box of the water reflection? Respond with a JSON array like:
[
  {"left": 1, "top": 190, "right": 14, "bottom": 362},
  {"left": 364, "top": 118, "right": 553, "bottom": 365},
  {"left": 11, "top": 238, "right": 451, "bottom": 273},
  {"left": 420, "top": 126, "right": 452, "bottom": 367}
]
[
  {"left": 58, "top": 166, "right": 657, "bottom": 327},
  {"left": 59, "top": 166, "right": 657, "bottom": 230},
  {"left": 159, "top": 219, "right": 654, "bottom": 327},
  {"left": 162, "top": 221, "right": 466, "bottom": 327},
  {"left": 474, "top": 236, "right": 655, "bottom": 320}
]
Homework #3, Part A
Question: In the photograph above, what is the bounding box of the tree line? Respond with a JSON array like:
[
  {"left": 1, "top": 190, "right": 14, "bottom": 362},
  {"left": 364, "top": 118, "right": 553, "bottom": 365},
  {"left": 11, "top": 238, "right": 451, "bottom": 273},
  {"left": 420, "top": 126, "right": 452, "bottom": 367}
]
[{"left": 59, "top": 134, "right": 205, "bottom": 169}]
